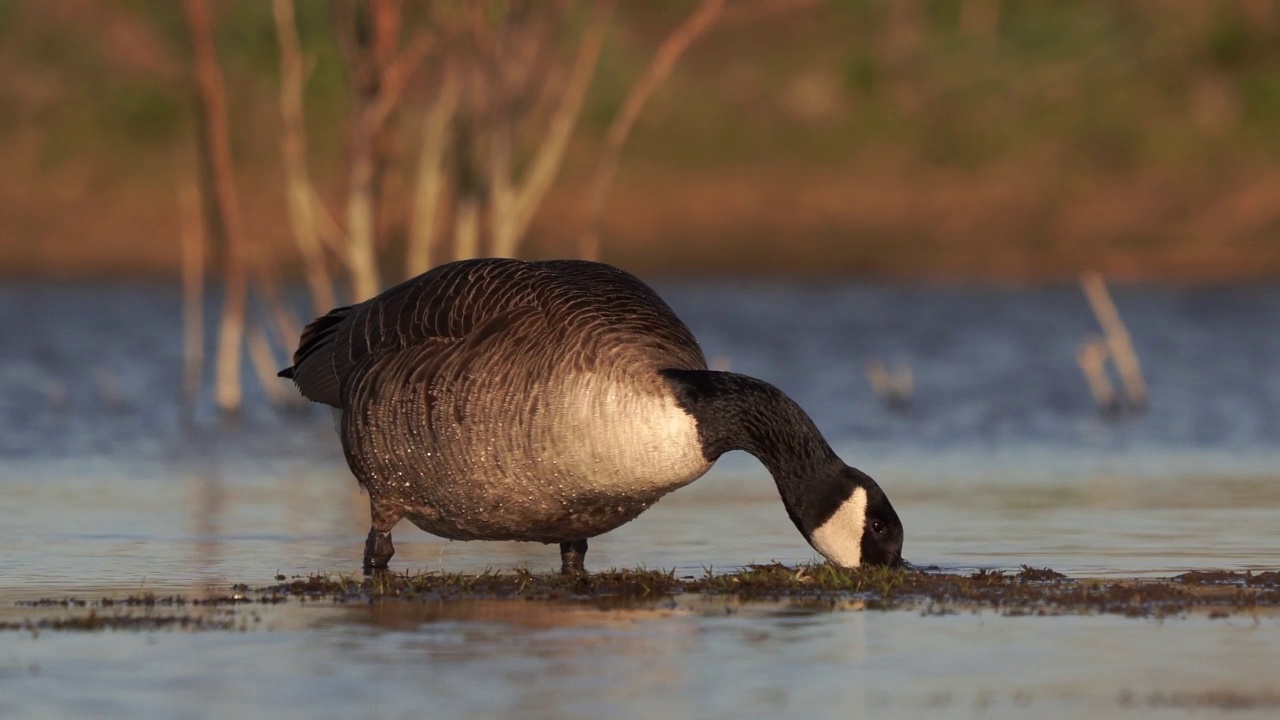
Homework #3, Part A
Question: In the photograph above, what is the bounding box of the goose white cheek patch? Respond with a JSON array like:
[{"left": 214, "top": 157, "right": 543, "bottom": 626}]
[{"left": 809, "top": 486, "right": 868, "bottom": 568}]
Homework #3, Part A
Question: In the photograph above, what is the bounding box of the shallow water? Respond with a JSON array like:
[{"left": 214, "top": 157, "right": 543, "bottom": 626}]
[
  {"left": 1, "top": 279, "right": 1279, "bottom": 717},
  {"left": 5, "top": 601, "right": 1278, "bottom": 719}
]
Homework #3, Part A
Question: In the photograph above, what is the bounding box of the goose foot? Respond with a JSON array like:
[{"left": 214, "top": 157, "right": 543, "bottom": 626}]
[
  {"left": 364, "top": 528, "right": 395, "bottom": 571},
  {"left": 559, "top": 539, "right": 588, "bottom": 574},
  {"left": 363, "top": 501, "right": 404, "bottom": 572}
]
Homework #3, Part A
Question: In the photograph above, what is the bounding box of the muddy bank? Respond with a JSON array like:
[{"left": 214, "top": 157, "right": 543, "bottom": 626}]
[{"left": 5, "top": 565, "right": 1278, "bottom": 633}]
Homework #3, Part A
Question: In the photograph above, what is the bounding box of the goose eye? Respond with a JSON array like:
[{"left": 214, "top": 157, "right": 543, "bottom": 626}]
[{"left": 870, "top": 519, "right": 886, "bottom": 537}]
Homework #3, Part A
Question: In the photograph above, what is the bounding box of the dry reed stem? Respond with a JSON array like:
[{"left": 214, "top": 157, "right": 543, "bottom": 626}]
[
  {"left": 311, "top": 186, "right": 350, "bottom": 257},
  {"left": 1081, "top": 271, "right": 1148, "bottom": 409},
  {"left": 178, "top": 179, "right": 204, "bottom": 420},
  {"left": 865, "top": 357, "right": 913, "bottom": 410},
  {"left": 338, "top": 0, "right": 432, "bottom": 301},
  {"left": 184, "top": 0, "right": 248, "bottom": 416},
  {"left": 272, "top": 0, "right": 336, "bottom": 313},
  {"left": 191, "top": 473, "right": 225, "bottom": 600},
  {"left": 345, "top": 125, "right": 382, "bottom": 300},
  {"left": 247, "top": 325, "right": 290, "bottom": 407},
  {"left": 488, "top": 115, "right": 517, "bottom": 258},
  {"left": 1076, "top": 336, "right": 1119, "bottom": 412},
  {"left": 579, "top": 0, "right": 724, "bottom": 260},
  {"left": 407, "top": 63, "right": 460, "bottom": 277},
  {"left": 248, "top": 257, "right": 303, "bottom": 362},
  {"left": 497, "top": 0, "right": 614, "bottom": 258}
]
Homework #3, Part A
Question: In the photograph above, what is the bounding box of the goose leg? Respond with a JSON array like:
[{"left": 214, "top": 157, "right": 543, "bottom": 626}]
[
  {"left": 559, "top": 539, "right": 588, "bottom": 574},
  {"left": 363, "top": 501, "right": 404, "bottom": 571}
]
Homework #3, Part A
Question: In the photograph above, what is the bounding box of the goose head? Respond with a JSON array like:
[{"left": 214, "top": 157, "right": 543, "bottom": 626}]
[
  {"left": 661, "top": 367, "right": 905, "bottom": 569},
  {"left": 800, "top": 466, "right": 903, "bottom": 569}
]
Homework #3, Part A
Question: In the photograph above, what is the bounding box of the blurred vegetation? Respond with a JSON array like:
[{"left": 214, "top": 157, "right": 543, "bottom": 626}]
[{"left": 3, "top": 0, "right": 1280, "bottom": 280}]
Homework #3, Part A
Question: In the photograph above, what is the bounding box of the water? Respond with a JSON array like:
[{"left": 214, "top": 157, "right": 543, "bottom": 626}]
[{"left": 1, "top": 279, "right": 1278, "bottom": 718}]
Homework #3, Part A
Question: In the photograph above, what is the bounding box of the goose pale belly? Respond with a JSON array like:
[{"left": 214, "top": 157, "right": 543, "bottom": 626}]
[{"left": 345, "top": 373, "right": 713, "bottom": 543}]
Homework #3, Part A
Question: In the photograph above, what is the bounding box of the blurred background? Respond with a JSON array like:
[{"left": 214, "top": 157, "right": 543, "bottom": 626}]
[
  {"left": 1, "top": 0, "right": 1278, "bottom": 586},
  {"left": 5, "top": 0, "right": 1280, "bottom": 283},
  {"left": 4, "top": 6, "right": 1280, "bottom": 716},
  {"left": 2, "top": 5, "right": 1280, "bottom": 712}
]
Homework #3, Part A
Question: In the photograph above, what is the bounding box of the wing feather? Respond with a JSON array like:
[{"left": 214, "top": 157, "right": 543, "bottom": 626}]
[{"left": 279, "top": 258, "right": 704, "bottom": 408}]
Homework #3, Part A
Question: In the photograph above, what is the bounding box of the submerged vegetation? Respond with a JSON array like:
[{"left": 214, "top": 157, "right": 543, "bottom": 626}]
[
  {"left": 263, "top": 564, "right": 1280, "bottom": 619},
  {"left": 0, "top": 611, "right": 251, "bottom": 633},
  {"left": 7, "top": 565, "right": 1279, "bottom": 632}
]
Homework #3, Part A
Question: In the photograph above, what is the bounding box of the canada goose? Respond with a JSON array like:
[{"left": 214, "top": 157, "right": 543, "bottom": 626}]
[{"left": 280, "top": 258, "right": 903, "bottom": 573}]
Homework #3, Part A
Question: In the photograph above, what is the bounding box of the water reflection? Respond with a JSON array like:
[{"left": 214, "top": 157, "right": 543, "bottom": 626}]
[
  {"left": 2, "top": 281, "right": 1279, "bottom": 718},
  {"left": 3, "top": 457, "right": 1279, "bottom": 600},
  {"left": 189, "top": 473, "right": 224, "bottom": 592},
  {"left": 3, "top": 600, "right": 1274, "bottom": 719}
]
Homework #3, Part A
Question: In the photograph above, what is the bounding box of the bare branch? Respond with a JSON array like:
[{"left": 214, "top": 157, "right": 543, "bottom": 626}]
[
  {"left": 369, "top": 0, "right": 402, "bottom": 66},
  {"left": 178, "top": 178, "right": 204, "bottom": 423},
  {"left": 272, "top": 0, "right": 336, "bottom": 313},
  {"left": 488, "top": 114, "right": 517, "bottom": 257},
  {"left": 337, "top": 0, "right": 436, "bottom": 300},
  {"left": 579, "top": 0, "right": 724, "bottom": 260},
  {"left": 1081, "top": 272, "right": 1148, "bottom": 409},
  {"left": 248, "top": 324, "right": 291, "bottom": 407},
  {"left": 366, "top": 33, "right": 433, "bottom": 131},
  {"left": 339, "top": 0, "right": 432, "bottom": 300},
  {"left": 183, "top": 0, "right": 248, "bottom": 416},
  {"left": 346, "top": 149, "right": 381, "bottom": 300},
  {"left": 492, "top": 5, "right": 562, "bottom": 115},
  {"left": 1076, "top": 337, "right": 1119, "bottom": 414},
  {"left": 506, "top": 0, "right": 615, "bottom": 252},
  {"left": 247, "top": 251, "right": 303, "bottom": 361},
  {"left": 407, "top": 63, "right": 460, "bottom": 276},
  {"left": 311, "top": 186, "right": 351, "bottom": 256}
]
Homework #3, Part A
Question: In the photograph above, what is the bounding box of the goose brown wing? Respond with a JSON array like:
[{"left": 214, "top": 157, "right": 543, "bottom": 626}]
[
  {"left": 281, "top": 259, "right": 536, "bottom": 407},
  {"left": 280, "top": 258, "right": 704, "bottom": 408},
  {"left": 535, "top": 259, "right": 706, "bottom": 371}
]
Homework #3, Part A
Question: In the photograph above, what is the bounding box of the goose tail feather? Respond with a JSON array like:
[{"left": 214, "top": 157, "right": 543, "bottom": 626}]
[{"left": 279, "top": 305, "right": 353, "bottom": 408}]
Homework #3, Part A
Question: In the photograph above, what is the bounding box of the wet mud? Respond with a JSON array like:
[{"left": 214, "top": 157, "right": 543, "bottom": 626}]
[{"left": 6, "top": 565, "right": 1278, "bottom": 632}]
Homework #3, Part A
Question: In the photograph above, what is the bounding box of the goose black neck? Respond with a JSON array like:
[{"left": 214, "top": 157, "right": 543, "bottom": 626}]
[{"left": 661, "top": 369, "right": 843, "bottom": 481}]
